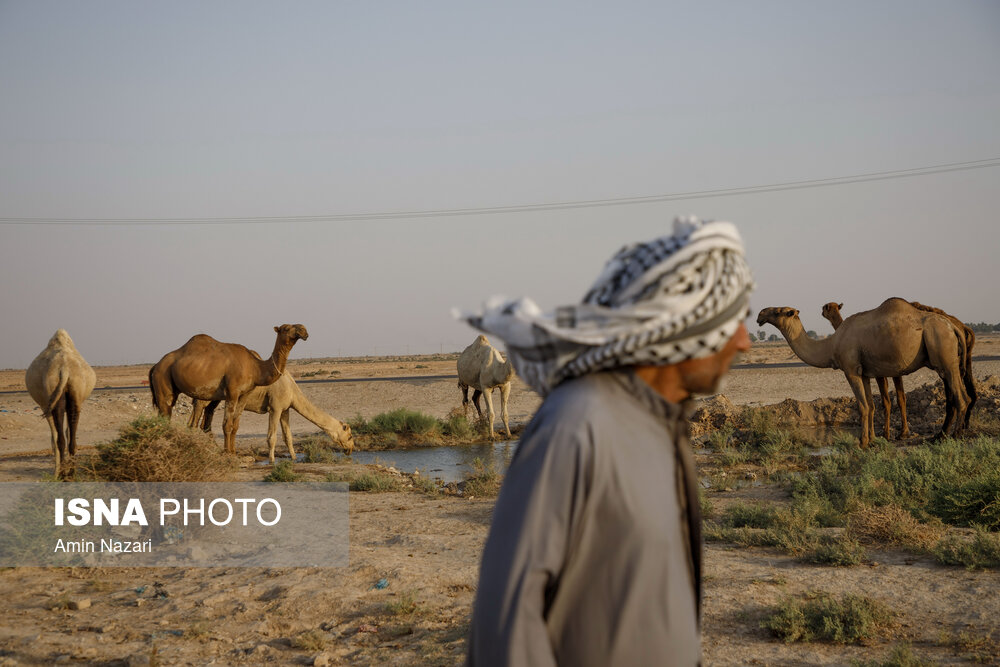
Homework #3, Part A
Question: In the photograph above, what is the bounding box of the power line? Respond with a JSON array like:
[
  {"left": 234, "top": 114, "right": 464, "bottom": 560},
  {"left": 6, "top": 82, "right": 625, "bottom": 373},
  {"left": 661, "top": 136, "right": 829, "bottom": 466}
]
[{"left": 2, "top": 157, "right": 998, "bottom": 226}]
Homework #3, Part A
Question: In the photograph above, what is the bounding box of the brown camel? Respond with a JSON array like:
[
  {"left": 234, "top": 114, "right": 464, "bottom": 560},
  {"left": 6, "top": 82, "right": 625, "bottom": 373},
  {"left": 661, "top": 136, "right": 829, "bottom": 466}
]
[
  {"left": 457, "top": 335, "right": 514, "bottom": 439},
  {"left": 188, "top": 372, "right": 354, "bottom": 463},
  {"left": 757, "top": 298, "right": 968, "bottom": 448},
  {"left": 909, "top": 301, "right": 977, "bottom": 428},
  {"left": 149, "top": 324, "right": 308, "bottom": 455},
  {"left": 822, "top": 302, "right": 911, "bottom": 440},
  {"left": 25, "top": 329, "right": 97, "bottom": 475},
  {"left": 823, "top": 301, "right": 978, "bottom": 434}
]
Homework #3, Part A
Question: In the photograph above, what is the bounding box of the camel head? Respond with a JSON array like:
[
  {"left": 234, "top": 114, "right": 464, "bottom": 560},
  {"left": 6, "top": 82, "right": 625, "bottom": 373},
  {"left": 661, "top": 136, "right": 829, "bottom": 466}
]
[
  {"left": 756, "top": 307, "right": 800, "bottom": 329},
  {"left": 275, "top": 324, "right": 309, "bottom": 343},
  {"left": 340, "top": 424, "right": 355, "bottom": 455},
  {"left": 821, "top": 302, "right": 843, "bottom": 322}
]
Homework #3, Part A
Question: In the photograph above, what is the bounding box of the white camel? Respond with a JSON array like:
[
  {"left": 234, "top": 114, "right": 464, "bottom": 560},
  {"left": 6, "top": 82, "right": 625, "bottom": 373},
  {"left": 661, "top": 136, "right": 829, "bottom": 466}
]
[
  {"left": 188, "top": 372, "right": 354, "bottom": 463},
  {"left": 25, "top": 330, "right": 97, "bottom": 475},
  {"left": 457, "top": 335, "right": 514, "bottom": 439}
]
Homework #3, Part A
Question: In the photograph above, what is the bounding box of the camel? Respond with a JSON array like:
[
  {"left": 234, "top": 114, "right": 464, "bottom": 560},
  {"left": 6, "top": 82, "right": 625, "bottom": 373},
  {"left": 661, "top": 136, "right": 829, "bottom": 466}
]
[
  {"left": 149, "top": 324, "right": 308, "bottom": 455},
  {"left": 823, "top": 301, "right": 978, "bottom": 434},
  {"left": 757, "top": 298, "right": 969, "bottom": 448},
  {"left": 187, "top": 372, "right": 354, "bottom": 463},
  {"left": 457, "top": 335, "right": 514, "bottom": 439},
  {"left": 822, "top": 302, "right": 911, "bottom": 440},
  {"left": 25, "top": 329, "right": 97, "bottom": 475}
]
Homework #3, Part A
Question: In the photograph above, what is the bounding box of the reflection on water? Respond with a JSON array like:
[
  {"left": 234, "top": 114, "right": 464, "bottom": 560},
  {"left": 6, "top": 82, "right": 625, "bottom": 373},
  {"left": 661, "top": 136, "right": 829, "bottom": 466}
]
[{"left": 348, "top": 441, "right": 520, "bottom": 484}]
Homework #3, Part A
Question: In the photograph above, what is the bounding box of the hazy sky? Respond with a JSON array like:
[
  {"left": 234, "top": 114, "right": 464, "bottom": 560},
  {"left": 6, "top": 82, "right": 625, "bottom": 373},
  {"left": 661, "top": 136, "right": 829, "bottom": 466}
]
[{"left": 2, "top": 1, "right": 998, "bottom": 368}]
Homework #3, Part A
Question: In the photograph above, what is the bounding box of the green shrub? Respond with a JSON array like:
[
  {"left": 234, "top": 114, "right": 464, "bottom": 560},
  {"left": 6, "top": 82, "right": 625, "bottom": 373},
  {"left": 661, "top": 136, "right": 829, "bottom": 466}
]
[
  {"left": 719, "top": 501, "right": 780, "bottom": 529},
  {"left": 365, "top": 409, "right": 440, "bottom": 436},
  {"left": 791, "top": 436, "right": 1000, "bottom": 530},
  {"left": 299, "top": 438, "right": 337, "bottom": 464},
  {"left": 463, "top": 457, "right": 503, "bottom": 498},
  {"left": 802, "top": 535, "right": 867, "bottom": 566},
  {"left": 763, "top": 591, "right": 895, "bottom": 644},
  {"left": 932, "top": 528, "right": 1000, "bottom": 570},
  {"left": 442, "top": 412, "right": 474, "bottom": 438},
  {"left": 412, "top": 474, "right": 440, "bottom": 496},
  {"left": 263, "top": 461, "right": 300, "bottom": 482},
  {"left": 349, "top": 471, "right": 405, "bottom": 492}
]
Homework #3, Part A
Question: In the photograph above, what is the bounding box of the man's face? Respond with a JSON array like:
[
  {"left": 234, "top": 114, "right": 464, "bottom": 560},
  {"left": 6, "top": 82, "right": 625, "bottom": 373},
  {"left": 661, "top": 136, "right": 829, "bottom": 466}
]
[{"left": 675, "top": 322, "right": 751, "bottom": 395}]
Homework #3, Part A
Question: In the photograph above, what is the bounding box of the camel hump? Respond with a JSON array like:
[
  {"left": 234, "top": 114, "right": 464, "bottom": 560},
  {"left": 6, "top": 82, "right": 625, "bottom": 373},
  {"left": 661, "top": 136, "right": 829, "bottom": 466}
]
[
  {"left": 475, "top": 334, "right": 490, "bottom": 346},
  {"left": 49, "top": 329, "right": 76, "bottom": 350}
]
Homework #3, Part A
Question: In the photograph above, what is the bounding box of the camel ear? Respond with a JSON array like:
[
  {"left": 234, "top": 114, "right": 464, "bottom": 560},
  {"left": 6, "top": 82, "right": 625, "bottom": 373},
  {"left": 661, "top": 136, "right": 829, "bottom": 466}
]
[
  {"left": 838, "top": 303, "right": 843, "bottom": 309},
  {"left": 793, "top": 309, "right": 799, "bottom": 317},
  {"left": 274, "top": 326, "right": 279, "bottom": 333}
]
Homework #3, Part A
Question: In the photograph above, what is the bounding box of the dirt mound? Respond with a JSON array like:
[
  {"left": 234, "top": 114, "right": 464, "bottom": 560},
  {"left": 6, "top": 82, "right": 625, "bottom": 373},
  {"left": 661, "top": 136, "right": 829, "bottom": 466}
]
[{"left": 691, "top": 375, "right": 1000, "bottom": 437}]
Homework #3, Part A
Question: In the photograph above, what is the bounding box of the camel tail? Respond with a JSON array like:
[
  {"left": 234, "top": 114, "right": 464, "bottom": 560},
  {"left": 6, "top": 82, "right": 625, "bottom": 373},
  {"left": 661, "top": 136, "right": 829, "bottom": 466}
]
[
  {"left": 148, "top": 366, "right": 160, "bottom": 411},
  {"left": 44, "top": 369, "right": 71, "bottom": 418}
]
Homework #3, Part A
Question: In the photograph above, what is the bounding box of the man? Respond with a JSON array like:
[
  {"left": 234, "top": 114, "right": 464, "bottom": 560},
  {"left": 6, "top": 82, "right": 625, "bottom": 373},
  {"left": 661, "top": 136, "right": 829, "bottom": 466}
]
[{"left": 462, "top": 217, "right": 754, "bottom": 666}]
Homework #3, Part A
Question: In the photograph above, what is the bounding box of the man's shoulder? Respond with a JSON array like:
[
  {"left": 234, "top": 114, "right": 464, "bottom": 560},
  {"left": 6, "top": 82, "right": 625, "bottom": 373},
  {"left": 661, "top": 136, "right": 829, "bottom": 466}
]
[
  {"left": 525, "top": 371, "right": 637, "bottom": 435},
  {"left": 544, "top": 370, "right": 630, "bottom": 411}
]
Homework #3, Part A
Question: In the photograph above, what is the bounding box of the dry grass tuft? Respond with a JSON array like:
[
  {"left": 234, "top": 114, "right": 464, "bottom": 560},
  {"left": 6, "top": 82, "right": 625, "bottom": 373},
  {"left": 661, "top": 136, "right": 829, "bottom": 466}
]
[
  {"left": 847, "top": 504, "right": 945, "bottom": 550},
  {"left": 83, "top": 416, "right": 236, "bottom": 482}
]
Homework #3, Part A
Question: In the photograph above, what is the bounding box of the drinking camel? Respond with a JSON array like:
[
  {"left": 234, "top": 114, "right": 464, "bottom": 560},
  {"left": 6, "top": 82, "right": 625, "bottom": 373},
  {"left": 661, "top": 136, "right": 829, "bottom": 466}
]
[{"left": 149, "top": 324, "right": 308, "bottom": 454}]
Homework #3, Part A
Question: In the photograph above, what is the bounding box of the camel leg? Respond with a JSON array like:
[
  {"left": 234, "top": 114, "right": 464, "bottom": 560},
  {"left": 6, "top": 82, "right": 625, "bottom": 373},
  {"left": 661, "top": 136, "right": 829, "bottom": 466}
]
[
  {"left": 460, "top": 384, "right": 470, "bottom": 416},
  {"left": 863, "top": 379, "right": 876, "bottom": 444},
  {"left": 281, "top": 409, "right": 295, "bottom": 460},
  {"left": 222, "top": 397, "right": 246, "bottom": 455},
  {"left": 471, "top": 389, "right": 484, "bottom": 419},
  {"left": 202, "top": 401, "right": 220, "bottom": 433},
  {"left": 962, "top": 371, "right": 977, "bottom": 430},
  {"left": 267, "top": 409, "right": 281, "bottom": 464},
  {"left": 65, "top": 392, "right": 81, "bottom": 456},
  {"left": 936, "top": 368, "right": 968, "bottom": 438},
  {"left": 844, "top": 373, "right": 871, "bottom": 448},
  {"left": 893, "top": 377, "right": 911, "bottom": 439},
  {"left": 188, "top": 400, "right": 205, "bottom": 429},
  {"left": 51, "top": 396, "right": 69, "bottom": 469},
  {"left": 45, "top": 413, "right": 61, "bottom": 475},
  {"left": 483, "top": 387, "right": 497, "bottom": 439},
  {"left": 875, "top": 377, "right": 891, "bottom": 440},
  {"left": 499, "top": 382, "right": 511, "bottom": 438}
]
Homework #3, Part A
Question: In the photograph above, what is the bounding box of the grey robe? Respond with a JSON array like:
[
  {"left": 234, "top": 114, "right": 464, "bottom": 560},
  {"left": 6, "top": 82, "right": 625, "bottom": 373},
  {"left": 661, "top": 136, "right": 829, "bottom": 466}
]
[{"left": 468, "top": 370, "right": 701, "bottom": 666}]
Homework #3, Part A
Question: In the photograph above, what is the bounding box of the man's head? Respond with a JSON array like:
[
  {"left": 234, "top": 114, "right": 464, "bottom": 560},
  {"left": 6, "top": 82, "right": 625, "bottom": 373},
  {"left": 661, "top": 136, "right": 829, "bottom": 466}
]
[
  {"left": 461, "top": 216, "right": 755, "bottom": 396},
  {"left": 635, "top": 321, "right": 751, "bottom": 403}
]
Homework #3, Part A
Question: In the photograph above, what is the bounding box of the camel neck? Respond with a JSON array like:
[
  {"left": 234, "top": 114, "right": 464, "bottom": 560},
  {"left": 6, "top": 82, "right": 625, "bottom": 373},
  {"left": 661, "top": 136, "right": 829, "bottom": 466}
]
[
  {"left": 260, "top": 336, "right": 293, "bottom": 384},
  {"left": 828, "top": 313, "right": 843, "bottom": 329},
  {"left": 779, "top": 319, "right": 836, "bottom": 369},
  {"left": 289, "top": 381, "right": 330, "bottom": 427}
]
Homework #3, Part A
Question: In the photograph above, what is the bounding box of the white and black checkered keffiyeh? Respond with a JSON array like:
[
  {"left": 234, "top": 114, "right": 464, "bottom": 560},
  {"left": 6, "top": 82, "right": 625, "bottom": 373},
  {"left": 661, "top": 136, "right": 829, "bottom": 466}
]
[{"left": 456, "top": 217, "right": 755, "bottom": 397}]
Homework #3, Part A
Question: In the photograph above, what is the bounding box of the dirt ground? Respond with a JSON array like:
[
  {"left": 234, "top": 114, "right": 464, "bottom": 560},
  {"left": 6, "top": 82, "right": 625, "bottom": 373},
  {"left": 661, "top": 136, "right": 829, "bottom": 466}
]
[{"left": 0, "top": 337, "right": 998, "bottom": 665}]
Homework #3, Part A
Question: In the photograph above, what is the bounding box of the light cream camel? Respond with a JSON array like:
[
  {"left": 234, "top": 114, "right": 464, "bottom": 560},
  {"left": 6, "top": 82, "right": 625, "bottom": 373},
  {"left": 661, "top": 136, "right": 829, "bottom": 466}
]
[
  {"left": 149, "top": 324, "right": 308, "bottom": 455},
  {"left": 757, "top": 298, "right": 968, "bottom": 448},
  {"left": 457, "top": 335, "right": 514, "bottom": 439},
  {"left": 188, "top": 372, "right": 354, "bottom": 463},
  {"left": 25, "top": 329, "right": 97, "bottom": 475},
  {"left": 822, "top": 302, "right": 910, "bottom": 440}
]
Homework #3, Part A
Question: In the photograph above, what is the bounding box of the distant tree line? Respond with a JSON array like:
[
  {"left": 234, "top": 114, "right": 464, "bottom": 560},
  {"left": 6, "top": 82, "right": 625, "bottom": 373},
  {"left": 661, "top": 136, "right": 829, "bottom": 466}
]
[{"left": 966, "top": 322, "right": 1000, "bottom": 333}]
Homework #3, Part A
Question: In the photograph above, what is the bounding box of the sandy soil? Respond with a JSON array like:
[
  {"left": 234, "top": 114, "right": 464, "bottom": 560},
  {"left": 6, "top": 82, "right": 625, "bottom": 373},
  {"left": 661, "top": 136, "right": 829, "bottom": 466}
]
[{"left": 0, "top": 337, "right": 998, "bottom": 665}]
